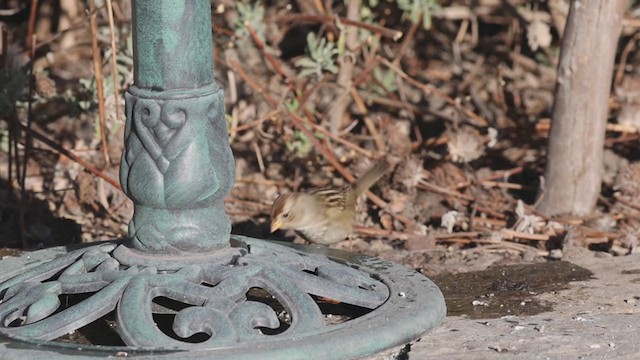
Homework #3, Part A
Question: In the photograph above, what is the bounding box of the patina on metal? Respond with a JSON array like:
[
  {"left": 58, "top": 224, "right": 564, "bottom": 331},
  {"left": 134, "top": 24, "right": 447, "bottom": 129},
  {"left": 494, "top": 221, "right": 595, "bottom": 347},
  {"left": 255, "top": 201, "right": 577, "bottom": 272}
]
[
  {"left": 123, "top": 0, "right": 234, "bottom": 253},
  {"left": 0, "top": 0, "right": 446, "bottom": 358},
  {"left": 0, "top": 238, "right": 445, "bottom": 359}
]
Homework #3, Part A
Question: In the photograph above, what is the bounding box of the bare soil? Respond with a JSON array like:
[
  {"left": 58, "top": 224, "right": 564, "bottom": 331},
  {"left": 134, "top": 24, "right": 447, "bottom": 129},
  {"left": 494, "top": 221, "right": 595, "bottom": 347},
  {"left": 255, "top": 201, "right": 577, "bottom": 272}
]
[{"left": 372, "top": 253, "right": 640, "bottom": 359}]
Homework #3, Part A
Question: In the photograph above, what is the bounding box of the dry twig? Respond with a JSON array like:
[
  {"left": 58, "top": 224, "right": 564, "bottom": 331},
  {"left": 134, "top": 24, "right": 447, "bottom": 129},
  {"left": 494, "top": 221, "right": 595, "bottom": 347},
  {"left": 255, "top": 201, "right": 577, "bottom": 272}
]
[
  {"left": 25, "top": 0, "right": 38, "bottom": 49},
  {"left": 276, "top": 14, "right": 403, "bottom": 40},
  {"left": 380, "top": 58, "right": 489, "bottom": 127},
  {"left": 329, "top": 0, "right": 360, "bottom": 133},
  {"left": 88, "top": 0, "right": 111, "bottom": 165},
  {"left": 227, "top": 58, "right": 416, "bottom": 228},
  {"left": 502, "top": 229, "right": 550, "bottom": 241},
  {"left": 18, "top": 123, "right": 121, "bottom": 191},
  {"left": 106, "top": 0, "right": 122, "bottom": 122}
]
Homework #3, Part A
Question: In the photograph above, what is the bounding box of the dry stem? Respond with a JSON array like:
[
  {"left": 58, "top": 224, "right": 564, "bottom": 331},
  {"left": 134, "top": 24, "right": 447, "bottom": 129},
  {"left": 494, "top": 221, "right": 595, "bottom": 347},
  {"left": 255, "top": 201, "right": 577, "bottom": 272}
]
[{"left": 88, "top": 0, "right": 111, "bottom": 166}]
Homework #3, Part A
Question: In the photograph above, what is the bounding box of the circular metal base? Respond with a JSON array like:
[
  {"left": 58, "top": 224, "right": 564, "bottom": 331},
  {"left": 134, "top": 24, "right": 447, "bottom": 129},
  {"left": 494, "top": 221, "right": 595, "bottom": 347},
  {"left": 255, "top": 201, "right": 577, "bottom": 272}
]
[{"left": 0, "top": 236, "right": 445, "bottom": 359}]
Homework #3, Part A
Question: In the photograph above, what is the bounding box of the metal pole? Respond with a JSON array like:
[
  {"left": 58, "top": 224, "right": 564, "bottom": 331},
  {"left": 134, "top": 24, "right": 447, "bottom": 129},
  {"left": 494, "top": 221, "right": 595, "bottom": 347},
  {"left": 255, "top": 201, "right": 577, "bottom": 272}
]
[
  {"left": 121, "top": 0, "right": 235, "bottom": 254},
  {"left": 0, "top": 1, "right": 445, "bottom": 357}
]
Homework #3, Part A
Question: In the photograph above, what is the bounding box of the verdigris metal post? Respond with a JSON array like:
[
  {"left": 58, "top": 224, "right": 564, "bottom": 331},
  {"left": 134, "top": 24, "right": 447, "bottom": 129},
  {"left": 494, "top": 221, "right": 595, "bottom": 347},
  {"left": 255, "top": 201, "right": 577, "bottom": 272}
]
[
  {"left": 0, "top": 1, "right": 446, "bottom": 358},
  {"left": 122, "top": 0, "right": 234, "bottom": 253}
]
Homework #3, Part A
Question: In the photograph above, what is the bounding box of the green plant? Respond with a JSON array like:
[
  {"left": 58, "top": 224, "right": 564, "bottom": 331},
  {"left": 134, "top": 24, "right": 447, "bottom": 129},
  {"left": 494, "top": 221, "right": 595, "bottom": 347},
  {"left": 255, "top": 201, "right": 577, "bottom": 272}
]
[
  {"left": 533, "top": 46, "right": 559, "bottom": 67},
  {"left": 225, "top": 113, "right": 234, "bottom": 131},
  {"left": 285, "top": 129, "right": 312, "bottom": 156},
  {"left": 234, "top": 1, "right": 267, "bottom": 42},
  {"left": 283, "top": 96, "right": 326, "bottom": 156},
  {"left": 79, "top": 32, "right": 132, "bottom": 113},
  {"left": 0, "top": 130, "right": 9, "bottom": 153},
  {"left": 78, "top": 78, "right": 96, "bottom": 110},
  {"left": 356, "top": 3, "right": 380, "bottom": 46},
  {"left": 103, "top": 34, "right": 134, "bottom": 92},
  {"left": 397, "top": 0, "right": 440, "bottom": 29},
  {"left": 285, "top": 97, "right": 300, "bottom": 113},
  {"left": 371, "top": 66, "right": 398, "bottom": 95},
  {"left": 295, "top": 33, "right": 339, "bottom": 78},
  {"left": 283, "top": 99, "right": 309, "bottom": 156}
]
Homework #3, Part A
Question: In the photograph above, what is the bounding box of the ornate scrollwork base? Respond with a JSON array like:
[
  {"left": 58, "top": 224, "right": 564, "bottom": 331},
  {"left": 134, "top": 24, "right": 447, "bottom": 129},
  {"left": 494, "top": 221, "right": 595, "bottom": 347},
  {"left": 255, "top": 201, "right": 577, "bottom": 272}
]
[
  {"left": 120, "top": 83, "right": 235, "bottom": 254},
  {"left": 0, "top": 236, "right": 445, "bottom": 358}
]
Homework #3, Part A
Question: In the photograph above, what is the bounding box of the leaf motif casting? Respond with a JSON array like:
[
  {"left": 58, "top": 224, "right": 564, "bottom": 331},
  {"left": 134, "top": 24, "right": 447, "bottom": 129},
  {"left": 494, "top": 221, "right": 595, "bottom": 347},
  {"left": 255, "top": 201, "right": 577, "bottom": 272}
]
[{"left": 0, "top": 238, "right": 389, "bottom": 350}]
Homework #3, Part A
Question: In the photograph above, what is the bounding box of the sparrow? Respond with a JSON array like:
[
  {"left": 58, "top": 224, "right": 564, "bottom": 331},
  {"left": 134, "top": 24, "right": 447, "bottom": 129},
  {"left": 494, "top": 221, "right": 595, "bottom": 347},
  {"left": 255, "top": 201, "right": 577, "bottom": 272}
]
[{"left": 270, "top": 160, "right": 388, "bottom": 245}]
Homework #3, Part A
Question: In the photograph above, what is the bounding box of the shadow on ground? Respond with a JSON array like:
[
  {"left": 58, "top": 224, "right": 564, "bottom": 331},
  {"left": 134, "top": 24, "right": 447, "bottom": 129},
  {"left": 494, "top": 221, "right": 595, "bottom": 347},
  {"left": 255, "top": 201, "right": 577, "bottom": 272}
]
[
  {"left": 0, "top": 178, "right": 81, "bottom": 250},
  {"left": 432, "top": 261, "right": 594, "bottom": 319}
]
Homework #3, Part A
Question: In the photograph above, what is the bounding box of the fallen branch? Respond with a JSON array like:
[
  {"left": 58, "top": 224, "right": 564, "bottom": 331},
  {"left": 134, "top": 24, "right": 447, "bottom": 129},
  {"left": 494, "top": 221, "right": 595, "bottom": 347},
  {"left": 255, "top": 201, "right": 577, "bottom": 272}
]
[
  {"left": 481, "top": 181, "right": 531, "bottom": 190},
  {"left": 417, "top": 180, "right": 475, "bottom": 201},
  {"left": 244, "top": 23, "right": 289, "bottom": 78},
  {"left": 354, "top": 226, "right": 480, "bottom": 241},
  {"left": 227, "top": 58, "right": 416, "bottom": 228},
  {"left": 275, "top": 14, "right": 403, "bottom": 40},
  {"left": 228, "top": 110, "right": 281, "bottom": 134},
  {"left": 502, "top": 229, "right": 550, "bottom": 241},
  {"left": 329, "top": 0, "right": 360, "bottom": 133},
  {"left": 472, "top": 217, "right": 507, "bottom": 227},
  {"left": 380, "top": 57, "right": 489, "bottom": 127},
  {"left": 451, "top": 167, "right": 523, "bottom": 190},
  {"left": 106, "top": 0, "right": 122, "bottom": 122},
  {"left": 536, "top": 118, "right": 638, "bottom": 135},
  {"left": 18, "top": 122, "right": 122, "bottom": 191},
  {"left": 482, "top": 242, "right": 545, "bottom": 255},
  {"left": 242, "top": 24, "right": 373, "bottom": 158},
  {"left": 88, "top": 0, "right": 111, "bottom": 165}
]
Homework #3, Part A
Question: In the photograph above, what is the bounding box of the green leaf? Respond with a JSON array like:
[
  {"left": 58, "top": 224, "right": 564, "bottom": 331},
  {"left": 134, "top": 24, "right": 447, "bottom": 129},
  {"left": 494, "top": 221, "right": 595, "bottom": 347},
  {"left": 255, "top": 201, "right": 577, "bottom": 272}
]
[
  {"left": 234, "top": 1, "right": 267, "bottom": 42},
  {"left": 295, "top": 32, "right": 339, "bottom": 79},
  {"left": 397, "top": 0, "right": 440, "bottom": 30}
]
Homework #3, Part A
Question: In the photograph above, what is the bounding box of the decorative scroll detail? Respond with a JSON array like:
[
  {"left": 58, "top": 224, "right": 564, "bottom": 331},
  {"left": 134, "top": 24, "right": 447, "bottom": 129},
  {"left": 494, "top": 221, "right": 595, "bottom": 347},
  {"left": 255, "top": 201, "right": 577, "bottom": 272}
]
[
  {"left": 0, "top": 237, "right": 389, "bottom": 350},
  {"left": 120, "top": 84, "right": 235, "bottom": 254}
]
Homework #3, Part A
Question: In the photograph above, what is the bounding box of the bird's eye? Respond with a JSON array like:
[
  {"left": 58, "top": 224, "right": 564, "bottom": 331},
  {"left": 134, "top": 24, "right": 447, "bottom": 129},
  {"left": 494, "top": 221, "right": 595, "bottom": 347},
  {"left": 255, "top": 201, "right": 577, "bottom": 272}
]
[{"left": 283, "top": 213, "right": 289, "bottom": 218}]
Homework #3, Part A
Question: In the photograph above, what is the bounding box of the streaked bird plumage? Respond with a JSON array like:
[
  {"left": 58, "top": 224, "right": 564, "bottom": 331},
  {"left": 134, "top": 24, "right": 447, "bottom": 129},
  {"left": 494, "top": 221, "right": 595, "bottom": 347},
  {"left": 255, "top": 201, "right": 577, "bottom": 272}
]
[{"left": 270, "top": 160, "right": 388, "bottom": 245}]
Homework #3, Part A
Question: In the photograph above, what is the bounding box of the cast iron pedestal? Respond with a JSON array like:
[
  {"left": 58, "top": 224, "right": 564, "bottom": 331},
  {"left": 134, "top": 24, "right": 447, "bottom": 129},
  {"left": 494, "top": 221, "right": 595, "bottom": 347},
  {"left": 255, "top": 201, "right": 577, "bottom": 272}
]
[{"left": 0, "top": 1, "right": 445, "bottom": 358}]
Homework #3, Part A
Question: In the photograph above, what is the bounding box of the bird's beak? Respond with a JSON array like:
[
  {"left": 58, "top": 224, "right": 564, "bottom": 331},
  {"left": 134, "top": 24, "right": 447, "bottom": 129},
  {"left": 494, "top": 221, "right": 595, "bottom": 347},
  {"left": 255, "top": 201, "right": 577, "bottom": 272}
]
[{"left": 270, "top": 220, "right": 283, "bottom": 233}]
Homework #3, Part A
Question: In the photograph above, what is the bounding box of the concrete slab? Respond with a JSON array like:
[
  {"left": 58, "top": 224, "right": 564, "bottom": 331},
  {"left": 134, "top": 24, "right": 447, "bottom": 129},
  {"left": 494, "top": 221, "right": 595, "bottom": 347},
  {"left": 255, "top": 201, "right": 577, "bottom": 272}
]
[{"left": 369, "top": 253, "right": 640, "bottom": 359}]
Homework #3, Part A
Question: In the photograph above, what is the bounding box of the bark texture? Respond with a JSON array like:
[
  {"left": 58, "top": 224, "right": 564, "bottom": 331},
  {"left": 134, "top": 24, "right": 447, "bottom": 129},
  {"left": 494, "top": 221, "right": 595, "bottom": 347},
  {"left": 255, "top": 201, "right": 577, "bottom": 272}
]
[{"left": 538, "top": 0, "right": 628, "bottom": 216}]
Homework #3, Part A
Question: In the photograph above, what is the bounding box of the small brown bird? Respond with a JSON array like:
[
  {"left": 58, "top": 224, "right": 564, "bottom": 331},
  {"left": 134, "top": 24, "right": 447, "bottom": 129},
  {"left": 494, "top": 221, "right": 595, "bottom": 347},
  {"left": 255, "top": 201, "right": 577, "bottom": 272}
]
[{"left": 270, "top": 160, "right": 388, "bottom": 246}]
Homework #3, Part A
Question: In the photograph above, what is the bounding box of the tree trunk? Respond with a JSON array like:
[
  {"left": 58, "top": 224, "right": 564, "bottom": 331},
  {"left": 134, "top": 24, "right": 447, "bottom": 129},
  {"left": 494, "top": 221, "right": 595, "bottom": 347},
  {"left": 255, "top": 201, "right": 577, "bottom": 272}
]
[{"left": 537, "top": 0, "right": 628, "bottom": 216}]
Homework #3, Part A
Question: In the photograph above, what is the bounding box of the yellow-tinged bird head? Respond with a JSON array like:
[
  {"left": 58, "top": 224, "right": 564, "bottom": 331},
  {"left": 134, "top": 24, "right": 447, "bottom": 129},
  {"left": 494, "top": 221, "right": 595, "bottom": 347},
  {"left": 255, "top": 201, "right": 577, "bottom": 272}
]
[{"left": 270, "top": 193, "right": 317, "bottom": 232}]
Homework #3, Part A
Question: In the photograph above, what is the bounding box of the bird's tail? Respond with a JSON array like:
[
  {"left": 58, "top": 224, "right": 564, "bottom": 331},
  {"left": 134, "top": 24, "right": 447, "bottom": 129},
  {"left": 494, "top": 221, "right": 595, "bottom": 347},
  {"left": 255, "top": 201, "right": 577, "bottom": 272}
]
[{"left": 353, "top": 159, "right": 389, "bottom": 196}]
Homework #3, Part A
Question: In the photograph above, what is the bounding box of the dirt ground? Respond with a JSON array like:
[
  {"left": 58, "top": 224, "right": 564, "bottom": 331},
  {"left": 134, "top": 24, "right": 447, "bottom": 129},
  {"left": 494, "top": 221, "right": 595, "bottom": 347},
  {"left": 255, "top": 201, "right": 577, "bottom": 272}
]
[
  {"left": 1, "top": 0, "right": 640, "bottom": 357},
  {"left": 2, "top": 0, "right": 640, "bottom": 272},
  {"left": 369, "top": 252, "right": 640, "bottom": 359}
]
